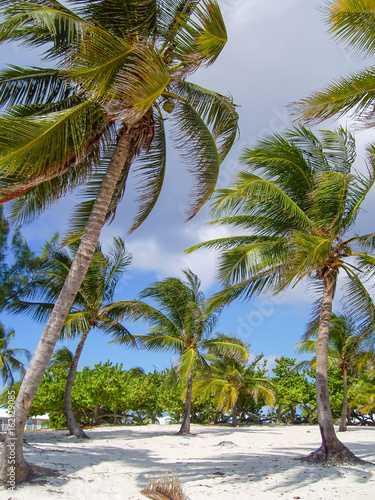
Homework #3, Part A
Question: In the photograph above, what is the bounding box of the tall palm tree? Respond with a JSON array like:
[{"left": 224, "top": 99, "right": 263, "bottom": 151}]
[
  {"left": 187, "top": 126, "right": 375, "bottom": 464},
  {"left": 0, "top": 323, "right": 31, "bottom": 386},
  {"left": 194, "top": 354, "right": 275, "bottom": 426},
  {"left": 0, "top": 0, "right": 238, "bottom": 482},
  {"left": 294, "top": 0, "right": 375, "bottom": 124},
  {"left": 11, "top": 236, "right": 134, "bottom": 438},
  {"left": 113, "top": 269, "right": 247, "bottom": 434},
  {"left": 296, "top": 313, "right": 370, "bottom": 432}
]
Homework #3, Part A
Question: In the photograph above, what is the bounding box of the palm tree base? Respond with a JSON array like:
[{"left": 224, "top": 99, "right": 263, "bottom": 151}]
[
  {"left": 301, "top": 444, "right": 363, "bottom": 465},
  {"left": 68, "top": 429, "right": 90, "bottom": 439},
  {"left": 0, "top": 460, "right": 60, "bottom": 486}
]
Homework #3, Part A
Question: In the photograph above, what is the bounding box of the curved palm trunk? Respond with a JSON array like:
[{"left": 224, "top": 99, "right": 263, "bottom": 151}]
[
  {"left": 338, "top": 367, "right": 348, "bottom": 433},
  {"left": 0, "top": 129, "right": 133, "bottom": 485},
  {"left": 64, "top": 328, "right": 90, "bottom": 439},
  {"left": 232, "top": 400, "right": 238, "bottom": 427},
  {"left": 307, "top": 275, "right": 359, "bottom": 464},
  {"left": 178, "top": 373, "right": 193, "bottom": 435}
]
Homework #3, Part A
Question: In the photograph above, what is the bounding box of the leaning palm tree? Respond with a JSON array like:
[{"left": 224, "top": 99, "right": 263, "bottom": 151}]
[
  {"left": 113, "top": 269, "right": 248, "bottom": 434},
  {"left": 194, "top": 354, "right": 275, "bottom": 426},
  {"left": 0, "top": 323, "right": 31, "bottom": 386},
  {"left": 187, "top": 126, "right": 375, "bottom": 464},
  {"left": 0, "top": 0, "right": 238, "bottom": 483},
  {"left": 11, "top": 236, "right": 134, "bottom": 438},
  {"left": 296, "top": 313, "right": 371, "bottom": 432},
  {"left": 294, "top": 0, "right": 375, "bottom": 124}
]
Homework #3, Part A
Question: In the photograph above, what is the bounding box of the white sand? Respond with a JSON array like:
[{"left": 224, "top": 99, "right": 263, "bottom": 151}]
[{"left": 0, "top": 424, "right": 374, "bottom": 499}]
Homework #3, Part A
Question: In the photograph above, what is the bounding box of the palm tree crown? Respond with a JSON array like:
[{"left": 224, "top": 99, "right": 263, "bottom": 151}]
[
  {"left": 0, "top": 0, "right": 238, "bottom": 229},
  {"left": 0, "top": 323, "right": 31, "bottom": 386}
]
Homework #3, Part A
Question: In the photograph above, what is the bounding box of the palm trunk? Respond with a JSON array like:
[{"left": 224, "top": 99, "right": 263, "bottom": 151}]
[
  {"left": 178, "top": 373, "right": 193, "bottom": 435},
  {"left": 338, "top": 367, "right": 348, "bottom": 433},
  {"left": 64, "top": 328, "right": 90, "bottom": 439},
  {"left": 0, "top": 128, "right": 134, "bottom": 485},
  {"left": 232, "top": 400, "right": 238, "bottom": 427},
  {"left": 306, "top": 275, "right": 359, "bottom": 464}
]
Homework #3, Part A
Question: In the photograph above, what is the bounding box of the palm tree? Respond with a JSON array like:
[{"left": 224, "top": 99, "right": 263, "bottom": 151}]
[
  {"left": 294, "top": 0, "right": 375, "bottom": 124},
  {"left": 194, "top": 354, "right": 275, "bottom": 426},
  {"left": 186, "top": 126, "right": 375, "bottom": 464},
  {"left": 0, "top": 323, "right": 31, "bottom": 386},
  {"left": 48, "top": 346, "right": 74, "bottom": 373},
  {"left": 113, "top": 269, "right": 247, "bottom": 434},
  {"left": 0, "top": 0, "right": 238, "bottom": 482},
  {"left": 11, "top": 236, "right": 134, "bottom": 439},
  {"left": 296, "top": 313, "right": 370, "bottom": 432}
]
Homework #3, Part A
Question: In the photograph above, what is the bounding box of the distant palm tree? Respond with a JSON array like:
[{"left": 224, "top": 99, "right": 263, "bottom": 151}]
[
  {"left": 0, "top": 0, "right": 237, "bottom": 482},
  {"left": 195, "top": 354, "right": 275, "bottom": 426},
  {"left": 294, "top": 0, "right": 375, "bottom": 124},
  {"left": 113, "top": 269, "right": 247, "bottom": 434},
  {"left": 12, "top": 237, "right": 134, "bottom": 438},
  {"left": 0, "top": 323, "right": 30, "bottom": 386},
  {"left": 297, "top": 313, "right": 371, "bottom": 432},
  {"left": 187, "top": 127, "right": 375, "bottom": 464},
  {"left": 49, "top": 346, "right": 73, "bottom": 373}
]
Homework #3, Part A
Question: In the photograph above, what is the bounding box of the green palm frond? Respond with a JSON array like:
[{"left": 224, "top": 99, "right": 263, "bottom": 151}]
[
  {"left": 240, "top": 130, "right": 314, "bottom": 205},
  {"left": 0, "top": 1, "right": 85, "bottom": 54},
  {"left": 341, "top": 273, "right": 375, "bottom": 336},
  {"left": 0, "top": 99, "right": 104, "bottom": 179},
  {"left": 309, "top": 171, "right": 350, "bottom": 232},
  {"left": 328, "top": 0, "right": 375, "bottom": 56},
  {"left": 105, "top": 44, "right": 170, "bottom": 123},
  {"left": 0, "top": 66, "right": 68, "bottom": 108},
  {"left": 293, "top": 67, "right": 375, "bottom": 123},
  {"left": 203, "top": 335, "right": 248, "bottom": 362},
  {"left": 65, "top": 28, "right": 134, "bottom": 100},
  {"left": 210, "top": 172, "right": 314, "bottom": 231},
  {"left": 171, "top": 99, "right": 220, "bottom": 220},
  {"left": 319, "top": 128, "right": 356, "bottom": 172},
  {"left": 176, "top": 80, "right": 239, "bottom": 162},
  {"left": 215, "top": 239, "right": 286, "bottom": 285},
  {"left": 128, "top": 111, "right": 167, "bottom": 233},
  {"left": 343, "top": 155, "right": 375, "bottom": 228},
  {"left": 185, "top": 235, "right": 266, "bottom": 254},
  {"left": 170, "top": 0, "right": 227, "bottom": 69},
  {"left": 179, "top": 347, "right": 199, "bottom": 380},
  {"left": 283, "top": 232, "right": 333, "bottom": 286},
  {"left": 76, "top": 0, "right": 157, "bottom": 37},
  {"left": 137, "top": 332, "right": 186, "bottom": 353},
  {"left": 5, "top": 140, "right": 104, "bottom": 224}
]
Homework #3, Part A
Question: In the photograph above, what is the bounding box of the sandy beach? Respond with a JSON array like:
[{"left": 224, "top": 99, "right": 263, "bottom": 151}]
[{"left": 0, "top": 424, "right": 374, "bottom": 499}]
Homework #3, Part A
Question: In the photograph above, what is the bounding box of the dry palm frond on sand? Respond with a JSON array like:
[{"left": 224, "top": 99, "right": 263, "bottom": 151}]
[{"left": 141, "top": 471, "right": 189, "bottom": 500}]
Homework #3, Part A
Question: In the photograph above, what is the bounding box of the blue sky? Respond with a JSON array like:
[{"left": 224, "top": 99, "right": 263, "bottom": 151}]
[{"left": 1, "top": 0, "right": 374, "bottom": 376}]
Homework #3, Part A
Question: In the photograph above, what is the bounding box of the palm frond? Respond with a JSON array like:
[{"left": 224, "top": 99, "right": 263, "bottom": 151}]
[
  {"left": 292, "top": 67, "right": 375, "bottom": 123},
  {"left": 341, "top": 273, "right": 375, "bottom": 337},
  {"left": 0, "top": 65, "right": 69, "bottom": 108},
  {"left": 328, "top": 0, "right": 375, "bottom": 56},
  {"left": 105, "top": 44, "right": 170, "bottom": 123},
  {"left": 128, "top": 111, "right": 167, "bottom": 233},
  {"left": 0, "top": 99, "right": 104, "bottom": 180},
  {"left": 176, "top": 80, "right": 238, "bottom": 162},
  {"left": 170, "top": 0, "right": 227, "bottom": 70},
  {"left": 171, "top": 99, "right": 220, "bottom": 220},
  {"left": 0, "top": 1, "right": 86, "bottom": 56}
]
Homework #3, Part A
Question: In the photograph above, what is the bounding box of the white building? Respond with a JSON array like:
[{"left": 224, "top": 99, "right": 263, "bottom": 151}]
[{"left": 0, "top": 408, "right": 49, "bottom": 431}]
